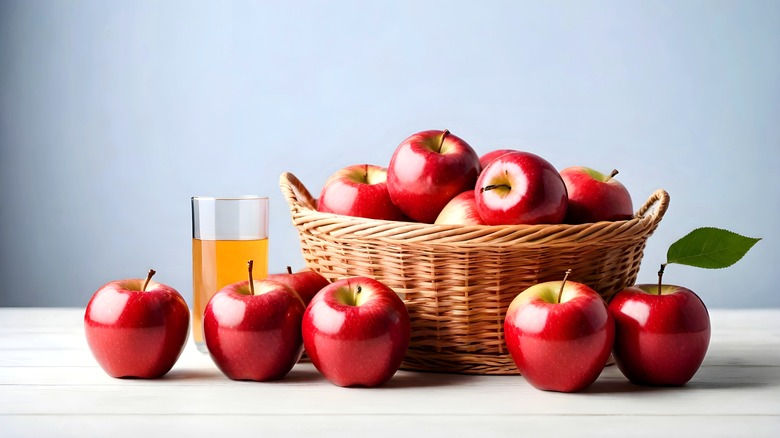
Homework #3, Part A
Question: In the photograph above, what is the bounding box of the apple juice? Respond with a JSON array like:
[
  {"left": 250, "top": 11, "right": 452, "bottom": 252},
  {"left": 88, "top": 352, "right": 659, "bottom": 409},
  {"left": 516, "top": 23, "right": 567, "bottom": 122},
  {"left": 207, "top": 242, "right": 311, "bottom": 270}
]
[{"left": 192, "top": 238, "right": 268, "bottom": 352}]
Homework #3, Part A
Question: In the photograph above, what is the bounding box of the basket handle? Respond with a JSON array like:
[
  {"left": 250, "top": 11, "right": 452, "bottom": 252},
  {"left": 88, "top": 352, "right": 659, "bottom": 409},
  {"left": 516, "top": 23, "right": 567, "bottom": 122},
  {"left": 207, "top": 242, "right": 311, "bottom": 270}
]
[
  {"left": 636, "top": 189, "right": 670, "bottom": 227},
  {"left": 279, "top": 172, "right": 318, "bottom": 210}
]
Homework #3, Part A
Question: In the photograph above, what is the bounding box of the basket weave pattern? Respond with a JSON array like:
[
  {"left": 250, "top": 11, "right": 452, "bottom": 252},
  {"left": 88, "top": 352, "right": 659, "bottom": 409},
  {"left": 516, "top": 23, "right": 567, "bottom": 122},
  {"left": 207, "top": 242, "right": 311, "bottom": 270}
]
[{"left": 280, "top": 172, "right": 669, "bottom": 375}]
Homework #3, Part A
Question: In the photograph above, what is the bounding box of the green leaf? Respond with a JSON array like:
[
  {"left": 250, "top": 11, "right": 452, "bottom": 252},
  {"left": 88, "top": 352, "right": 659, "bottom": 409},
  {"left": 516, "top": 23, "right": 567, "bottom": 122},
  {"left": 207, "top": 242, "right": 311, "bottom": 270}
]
[{"left": 666, "top": 227, "right": 761, "bottom": 269}]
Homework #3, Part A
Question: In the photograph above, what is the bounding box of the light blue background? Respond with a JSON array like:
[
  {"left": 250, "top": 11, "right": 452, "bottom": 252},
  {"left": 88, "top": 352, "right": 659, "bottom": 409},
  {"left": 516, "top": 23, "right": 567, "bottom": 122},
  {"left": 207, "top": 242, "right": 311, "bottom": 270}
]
[{"left": 1, "top": 0, "right": 777, "bottom": 308}]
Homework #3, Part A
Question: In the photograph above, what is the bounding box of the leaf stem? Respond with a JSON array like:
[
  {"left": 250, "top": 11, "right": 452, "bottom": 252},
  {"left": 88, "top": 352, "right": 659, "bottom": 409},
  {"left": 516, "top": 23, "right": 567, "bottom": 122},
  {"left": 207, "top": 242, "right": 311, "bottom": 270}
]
[{"left": 605, "top": 169, "right": 619, "bottom": 182}]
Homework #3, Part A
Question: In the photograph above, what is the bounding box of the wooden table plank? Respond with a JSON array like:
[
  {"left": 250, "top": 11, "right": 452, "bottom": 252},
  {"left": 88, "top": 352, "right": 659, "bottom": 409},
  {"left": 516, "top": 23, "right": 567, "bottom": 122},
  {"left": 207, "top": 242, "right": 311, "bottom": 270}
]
[
  {"left": 1, "top": 415, "right": 778, "bottom": 438},
  {"left": 0, "top": 365, "right": 778, "bottom": 416},
  {"left": 0, "top": 308, "right": 778, "bottom": 437}
]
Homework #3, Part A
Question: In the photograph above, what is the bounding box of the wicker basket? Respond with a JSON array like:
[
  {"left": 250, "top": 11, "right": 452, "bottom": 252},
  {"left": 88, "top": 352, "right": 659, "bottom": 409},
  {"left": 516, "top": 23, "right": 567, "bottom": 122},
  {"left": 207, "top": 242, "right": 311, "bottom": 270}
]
[{"left": 280, "top": 172, "right": 669, "bottom": 375}]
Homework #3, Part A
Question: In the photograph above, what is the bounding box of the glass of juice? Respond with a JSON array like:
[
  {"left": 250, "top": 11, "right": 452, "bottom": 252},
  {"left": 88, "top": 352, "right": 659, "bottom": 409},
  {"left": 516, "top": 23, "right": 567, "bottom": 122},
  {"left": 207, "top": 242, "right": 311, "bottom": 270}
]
[{"left": 191, "top": 196, "right": 269, "bottom": 353}]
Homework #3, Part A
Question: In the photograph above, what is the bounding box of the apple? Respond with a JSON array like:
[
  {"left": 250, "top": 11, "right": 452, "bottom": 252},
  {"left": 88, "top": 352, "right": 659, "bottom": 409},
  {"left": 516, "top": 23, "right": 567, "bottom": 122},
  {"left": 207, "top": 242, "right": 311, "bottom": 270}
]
[
  {"left": 302, "top": 276, "right": 411, "bottom": 387},
  {"left": 266, "top": 266, "right": 330, "bottom": 305},
  {"left": 204, "top": 260, "right": 306, "bottom": 381},
  {"left": 387, "top": 129, "right": 481, "bottom": 223},
  {"left": 606, "top": 227, "right": 760, "bottom": 387},
  {"left": 560, "top": 166, "right": 633, "bottom": 224},
  {"left": 84, "top": 269, "right": 190, "bottom": 379},
  {"left": 434, "top": 190, "right": 486, "bottom": 225},
  {"left": 609, "top": 283, "right": 711, "bottom": 386},
  {"left": 479, "top": 148, "right": 517, "bottom": 169},
  {"left": 317, "top": 164, "right": 406, "bottom": 221},
  {"left": 504, "top": 271, "right": 615, "bottom": 392},
  {"left": 475, "top": 151, "right": 568, "bottom": 225}
]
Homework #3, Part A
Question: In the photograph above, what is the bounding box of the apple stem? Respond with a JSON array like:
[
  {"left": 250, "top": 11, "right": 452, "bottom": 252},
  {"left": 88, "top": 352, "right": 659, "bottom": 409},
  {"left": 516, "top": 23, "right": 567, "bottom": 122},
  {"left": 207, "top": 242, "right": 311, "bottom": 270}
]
[
  {"left": 355, "top": 285, "right": 363, "bottom": 305},
  {"left": 142, "top": 269, "right": 156, "bottom": 292},
  {"left": 248, "top": 260, "right": 255, "bottom": 296},
  {"left": 557, "top": 269, "right": 572, "bottom": 303},
  {"left": 657, "top": 263, "right": 666, "bottom": 296},
  {"left": 286, "top": 266, "right": 293, "bottom": 275},
  {"left": 437, "top": 129, "right": 450, "bottom": 152},
  {"left": 605, "top": 169, "right": 619, "bottom": 182},
  {"left": 481, "top": 184, "right": 511, "bottom": 193}
]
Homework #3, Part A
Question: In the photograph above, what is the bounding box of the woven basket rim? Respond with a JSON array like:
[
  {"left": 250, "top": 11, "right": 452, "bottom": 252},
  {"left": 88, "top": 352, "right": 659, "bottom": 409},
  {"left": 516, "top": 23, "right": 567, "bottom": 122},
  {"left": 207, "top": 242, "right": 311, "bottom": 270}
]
[{"left": 279, "top": 171, "right": 670, "bottom": 247}]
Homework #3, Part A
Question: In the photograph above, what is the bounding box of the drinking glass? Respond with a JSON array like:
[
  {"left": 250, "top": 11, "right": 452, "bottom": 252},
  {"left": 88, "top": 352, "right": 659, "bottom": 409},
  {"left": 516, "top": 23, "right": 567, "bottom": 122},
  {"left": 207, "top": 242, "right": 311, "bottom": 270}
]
[{"left": 191, "top": 196, "right": 269, "bottom": 353}]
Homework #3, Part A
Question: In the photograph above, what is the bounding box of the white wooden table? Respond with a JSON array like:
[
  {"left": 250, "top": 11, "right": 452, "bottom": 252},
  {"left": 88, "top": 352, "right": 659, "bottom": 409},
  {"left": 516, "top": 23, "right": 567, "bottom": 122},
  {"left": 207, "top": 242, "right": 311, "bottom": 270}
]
[{"left": 1, "top": 308, "right": 778, "bottom": 437}]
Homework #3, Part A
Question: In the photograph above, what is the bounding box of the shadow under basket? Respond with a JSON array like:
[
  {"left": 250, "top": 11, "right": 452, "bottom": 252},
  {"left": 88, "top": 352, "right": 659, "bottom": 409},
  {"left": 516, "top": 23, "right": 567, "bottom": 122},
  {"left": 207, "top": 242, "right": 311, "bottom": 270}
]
[{"left": 280, "top": 172, "right": 669, "bottom": 375}]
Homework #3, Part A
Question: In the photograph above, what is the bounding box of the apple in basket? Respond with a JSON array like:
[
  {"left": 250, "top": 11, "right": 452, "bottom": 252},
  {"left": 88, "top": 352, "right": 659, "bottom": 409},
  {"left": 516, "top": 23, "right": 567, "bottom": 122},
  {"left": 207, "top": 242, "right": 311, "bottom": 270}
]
[
  {"left": 266, "top": 266, "right": 330, "bottom": 305},
  {"left": 204, "top": 261, "right": 306, "bottom": 381},
  {"left": 475, "top": 151, "right": 568, "bottom": 225},
  {"left": 84, "top": 269, "right": 190, "bottom": 379},
  {"left": 387, "top": 129, "right": 481, "bottom": 223},
  {"left": 302, "top": 276, "right": 411, "bottom": 387},
  {"left": 504, "top": 270, "right": 614, "bottom": 392},
  {"left": 559, "top": 166, "right": 633, "bottom": 224},
  {"left": 434, "top": 190, "right": 486, "bottom": 225},
  {"left": 318, "top": 164, "right": 406, "bottom": 221},
  {"left": 478, "top": 148, "right": 517, "bottom": 169}
]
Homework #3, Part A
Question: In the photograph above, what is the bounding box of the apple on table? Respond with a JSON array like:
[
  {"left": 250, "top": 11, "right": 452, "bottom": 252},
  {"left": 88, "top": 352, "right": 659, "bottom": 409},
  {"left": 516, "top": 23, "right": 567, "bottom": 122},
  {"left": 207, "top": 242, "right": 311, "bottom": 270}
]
[
  {"left": 302, "top": 276, "right": 411, "bottom": 387},
  {"left": 559, "top": 166, "right": 633, "bottom": 224},
  {"left": 475, "top": 151, "right": 568, "bottom": 225},
  {"left": 84, "top": 269, "right": 190, "bottom": 379},
  {"left": 609, "top": 227, "right": 760, "bottom": 386},
  {"left": 609, "top": 284, "right": 710, "bottom": 386},
  {"left": 266, "top": 265, "right": 329, "bottom": 305},
  {"left": 204, "top": 260, "right": 306, "bottom": 381},
  {"left": 504, "top": 270, "right": 614, "bottom": 392},
  {"left": 387, "top": 129, "right": 481, "bottom": 223}
]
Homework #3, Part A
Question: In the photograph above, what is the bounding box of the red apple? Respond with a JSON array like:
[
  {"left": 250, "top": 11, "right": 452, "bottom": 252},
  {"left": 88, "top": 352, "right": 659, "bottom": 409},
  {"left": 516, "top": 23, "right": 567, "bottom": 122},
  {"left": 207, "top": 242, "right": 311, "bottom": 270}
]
[
  {"left": 504, "top": 272, "right": 615, "bottom": 392},
  {"left": 204, "top": 261, "right": 306, "bottom": 381},
  {"left": 434, "top": 190, "right": 486, "bottom": 225},
  {"left": 475, "top": 151, "right": 568, "bottom": 225},
  {"left": 387, "top": 129, "right": 481, "bottom": 223},
  {"left": 302, "top": 276, "right": 411, "bottom": 387},
  {"left": 609, "top": 284, "right": 711, "bottom": 386},
  {"left": 266, "top": 266, "right": 330, "bottom": 305},
  {"left": 479, "top": 148, "right": 517, "bottom": 169},
  {"left": 560, "top": 166, "right": 633, "bottom": 223},
  {"left": 84, "top": 269, "right": 190, "bottom": 379},
  {"left": 317, "top": 164, "right": 406, "bottom": 221}
]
